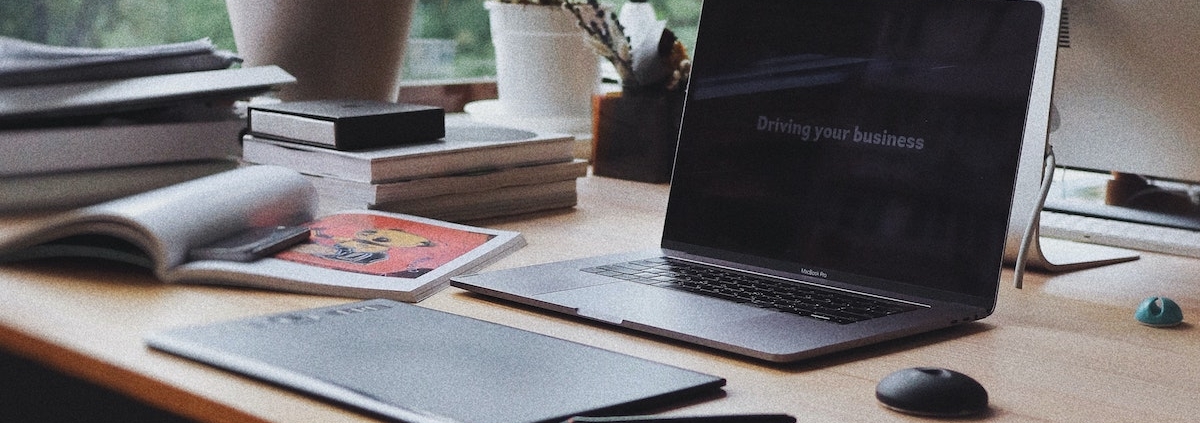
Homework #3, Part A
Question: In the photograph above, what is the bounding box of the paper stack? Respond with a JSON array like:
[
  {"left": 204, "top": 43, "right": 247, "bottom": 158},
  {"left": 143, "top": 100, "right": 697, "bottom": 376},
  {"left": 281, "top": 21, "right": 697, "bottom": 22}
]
[
  {"left": 241, "top": 114, "right": 587, "bottom": 222},
  {"left": 0, "top": 37, "right": 295, "bottom": 212}
]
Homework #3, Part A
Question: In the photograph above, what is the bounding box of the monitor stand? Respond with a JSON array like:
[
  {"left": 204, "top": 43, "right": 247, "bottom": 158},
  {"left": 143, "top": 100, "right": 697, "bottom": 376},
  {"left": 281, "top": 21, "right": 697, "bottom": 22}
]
[
  {"left": 1028, "top": 231, "right": 1139, "bottom": 273},
  {"left": 1011, "top": 163, "right": 1142, "bottom": 288}
]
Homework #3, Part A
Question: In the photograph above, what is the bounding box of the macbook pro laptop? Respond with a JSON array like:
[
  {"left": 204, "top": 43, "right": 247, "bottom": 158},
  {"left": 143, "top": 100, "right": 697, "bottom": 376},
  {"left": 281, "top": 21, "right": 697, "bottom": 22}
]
[{"left": 453, "top": 0, "right": 1061, "bottom": 362}]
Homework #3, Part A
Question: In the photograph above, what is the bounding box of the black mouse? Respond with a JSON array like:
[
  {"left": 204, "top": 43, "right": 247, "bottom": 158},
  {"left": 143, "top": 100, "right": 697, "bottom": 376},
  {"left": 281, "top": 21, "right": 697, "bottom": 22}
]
[{"left": 875, "top": 367, "right": 989, "bottom": 417}]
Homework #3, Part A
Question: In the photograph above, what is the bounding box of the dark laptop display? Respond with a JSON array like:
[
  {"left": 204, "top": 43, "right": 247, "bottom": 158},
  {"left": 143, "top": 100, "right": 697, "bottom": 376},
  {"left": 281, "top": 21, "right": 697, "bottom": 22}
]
[
  {"left": 667, "top": 0, "right": 1042, "bottom": 305},
  {"left": 453, "top": 0, "right": 1055, "bottom": 362}
]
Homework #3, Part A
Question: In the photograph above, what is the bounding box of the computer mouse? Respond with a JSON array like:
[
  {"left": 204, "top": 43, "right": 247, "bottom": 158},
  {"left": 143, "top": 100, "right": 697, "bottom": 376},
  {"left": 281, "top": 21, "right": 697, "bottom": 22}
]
[{"left": 875, "top": 367, "right": 988, "bottom": 417}]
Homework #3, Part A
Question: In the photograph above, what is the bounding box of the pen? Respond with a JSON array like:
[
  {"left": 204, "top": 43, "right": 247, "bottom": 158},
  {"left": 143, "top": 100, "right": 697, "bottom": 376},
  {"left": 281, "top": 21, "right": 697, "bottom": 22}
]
[{"left": 564, "top": 414, "right": 796, "bottom": 423}]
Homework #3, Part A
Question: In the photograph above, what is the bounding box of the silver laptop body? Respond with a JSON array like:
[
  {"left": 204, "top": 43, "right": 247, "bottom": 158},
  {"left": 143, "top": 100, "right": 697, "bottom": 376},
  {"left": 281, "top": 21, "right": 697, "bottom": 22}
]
[{"left": 454, "top": 0, "right": 1060, "bottom": 362}]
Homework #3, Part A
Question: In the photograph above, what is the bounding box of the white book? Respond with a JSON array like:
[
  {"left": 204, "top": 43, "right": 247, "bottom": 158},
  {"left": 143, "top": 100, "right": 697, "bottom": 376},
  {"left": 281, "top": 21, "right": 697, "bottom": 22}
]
[
  {"left": 0, "top": 118, "right": 244, "bottom": 176},
  {"left": 0, "top": 160, "right": 236, "bottom": 212},
  {"left": 0, "top": 65, "right": 294, "bottom": 121},
  {"left": 0, "top": 166, "right": 524, "bottom": 302},
  {"left": 306, "top": 159, "right": 588, "bottom": 204},
  {"left": 241, "top": 118, "right": 576, "bottom": 183}
]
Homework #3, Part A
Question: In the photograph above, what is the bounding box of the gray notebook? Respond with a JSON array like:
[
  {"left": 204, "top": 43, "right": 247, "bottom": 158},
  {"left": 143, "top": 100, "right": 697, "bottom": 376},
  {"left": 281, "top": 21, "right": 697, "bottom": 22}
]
[{"left": 145, "top": 299, "right": 724, "bottom": 423}]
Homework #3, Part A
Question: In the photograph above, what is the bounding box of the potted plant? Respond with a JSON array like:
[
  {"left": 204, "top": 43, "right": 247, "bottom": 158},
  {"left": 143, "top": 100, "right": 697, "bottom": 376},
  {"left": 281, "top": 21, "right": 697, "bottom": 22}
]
[
  {"left": 225, "top": 0, "right": 417, "bottom": 101},
  {"left": 562, "top": 0, "right": 692, "bottom": 182},
  {"left": 477, "top": 0, "right": 600, "bottom": 133},
  {"left": 562, "top": 0, "right": 691, "bottom": 92}
]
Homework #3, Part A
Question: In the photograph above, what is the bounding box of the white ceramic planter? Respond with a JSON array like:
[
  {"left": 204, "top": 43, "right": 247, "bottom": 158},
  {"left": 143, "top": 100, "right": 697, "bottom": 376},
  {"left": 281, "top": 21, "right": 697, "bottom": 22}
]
[{"left": 485, "top": 2, "right": 599, "bottom": 119}]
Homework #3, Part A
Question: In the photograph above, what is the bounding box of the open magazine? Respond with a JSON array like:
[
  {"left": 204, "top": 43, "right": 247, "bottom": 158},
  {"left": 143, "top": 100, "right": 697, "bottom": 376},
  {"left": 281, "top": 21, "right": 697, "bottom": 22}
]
[{"left": 0, "top": 165, "right": 524, "bottom": 302}]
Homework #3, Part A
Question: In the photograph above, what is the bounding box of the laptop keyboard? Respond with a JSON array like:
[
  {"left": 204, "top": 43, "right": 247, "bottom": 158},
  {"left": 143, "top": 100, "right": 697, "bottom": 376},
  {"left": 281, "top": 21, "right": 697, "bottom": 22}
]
[{"left": 582, "top": 257, "right": 921, "bottom": 324}]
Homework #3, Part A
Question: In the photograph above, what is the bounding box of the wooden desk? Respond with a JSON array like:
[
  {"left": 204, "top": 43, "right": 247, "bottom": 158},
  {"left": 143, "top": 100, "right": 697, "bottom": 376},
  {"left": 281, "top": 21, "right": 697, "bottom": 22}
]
[{"left": 1, "top": 174, "right": 1198, "bottom": 422}]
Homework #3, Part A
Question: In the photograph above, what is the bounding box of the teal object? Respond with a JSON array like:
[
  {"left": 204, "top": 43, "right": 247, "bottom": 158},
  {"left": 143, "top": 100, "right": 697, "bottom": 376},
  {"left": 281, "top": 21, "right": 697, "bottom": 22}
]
[{"left": 1135, "top": 297, "right": 1184, "bottom": 327}]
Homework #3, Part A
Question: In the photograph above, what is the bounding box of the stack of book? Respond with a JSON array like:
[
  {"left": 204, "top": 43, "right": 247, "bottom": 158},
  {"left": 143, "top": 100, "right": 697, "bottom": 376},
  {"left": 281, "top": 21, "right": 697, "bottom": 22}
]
[
  {"left": 241, "top": 114, "right": 587, "bottom": 222},
  {"left": 0, "top": 37, "right": 295, "bottom": 212}
]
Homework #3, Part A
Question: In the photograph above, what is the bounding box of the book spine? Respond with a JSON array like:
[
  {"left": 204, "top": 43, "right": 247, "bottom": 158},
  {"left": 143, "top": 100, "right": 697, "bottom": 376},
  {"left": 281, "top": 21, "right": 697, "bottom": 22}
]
[{"left": 249, "top": 110, "right": 337, "bottom": 147}]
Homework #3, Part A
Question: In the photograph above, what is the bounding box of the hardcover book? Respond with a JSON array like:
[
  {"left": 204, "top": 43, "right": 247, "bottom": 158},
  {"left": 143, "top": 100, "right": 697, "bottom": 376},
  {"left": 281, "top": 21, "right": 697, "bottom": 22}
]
[
  {"left": 327, "top": 179, "right": 581, "bottom": 223},
  {"left": 306, "top": 159, "right": 588, "bottom": 205},
  {"left": 0, "top": 118, "right": 244, "bottom": 176},
  {"left": 240, "top": 117, "right": 575, "bottom": 184},
  {"left": 248, "top": 99, "right": 445, "bottom": 150},
  {"left": 0, "top": 65, "right": 294, "bottom": 123},
  {"left": 0, "top": 159, "right": 237, "bottom": 212},
  {"left": 0, "top": 166, "right": 524, "bottom": 302}
]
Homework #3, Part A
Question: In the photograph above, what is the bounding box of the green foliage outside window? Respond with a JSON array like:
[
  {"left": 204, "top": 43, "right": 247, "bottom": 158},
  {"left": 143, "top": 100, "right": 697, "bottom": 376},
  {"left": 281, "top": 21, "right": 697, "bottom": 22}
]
[{"left": 0, "top": 0, "right": 235, "bottom": 51}]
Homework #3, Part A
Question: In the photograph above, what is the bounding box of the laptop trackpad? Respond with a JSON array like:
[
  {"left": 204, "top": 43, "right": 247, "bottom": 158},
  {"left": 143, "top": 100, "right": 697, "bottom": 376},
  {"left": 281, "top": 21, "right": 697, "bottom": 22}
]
[{"left": 535, "top": 282, "right": 775, "bottom": 327}]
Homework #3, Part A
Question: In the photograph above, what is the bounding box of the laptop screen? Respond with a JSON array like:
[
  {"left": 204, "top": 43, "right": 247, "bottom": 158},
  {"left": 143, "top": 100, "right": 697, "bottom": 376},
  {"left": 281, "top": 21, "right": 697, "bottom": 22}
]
[{"left": 663, "top": 0, "right": 1044, "bottom": 301}]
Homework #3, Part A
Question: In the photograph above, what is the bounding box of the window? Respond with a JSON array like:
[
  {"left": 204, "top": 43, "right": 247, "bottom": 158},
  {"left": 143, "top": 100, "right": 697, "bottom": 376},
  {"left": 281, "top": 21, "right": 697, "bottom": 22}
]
[
  {"left": 1, "top": 0, "right": 700, "bottom": 109},
  {"left": 410, "top": 0, "right": 700, "bottom": 80},
  {"left": 2, "top": 0, "right": 698, "bottom": 77}
]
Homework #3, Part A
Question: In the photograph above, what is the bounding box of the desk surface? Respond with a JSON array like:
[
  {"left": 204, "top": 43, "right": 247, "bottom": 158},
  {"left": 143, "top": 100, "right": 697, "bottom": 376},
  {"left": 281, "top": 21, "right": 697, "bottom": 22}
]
[{"left": 1, "top": 174, "right": 1198, "bottom": 423}]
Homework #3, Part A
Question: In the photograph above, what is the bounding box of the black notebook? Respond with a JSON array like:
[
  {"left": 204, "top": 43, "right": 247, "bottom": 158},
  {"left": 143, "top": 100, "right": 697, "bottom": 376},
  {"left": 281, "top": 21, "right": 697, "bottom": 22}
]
[{"left": 145, "top": 299, "right": 725, "bottom": 423}]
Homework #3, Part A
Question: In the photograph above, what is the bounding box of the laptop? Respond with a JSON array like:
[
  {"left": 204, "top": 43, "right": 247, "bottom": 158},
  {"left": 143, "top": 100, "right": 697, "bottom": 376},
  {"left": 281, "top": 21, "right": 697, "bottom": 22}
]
[{"left": 453, "top": 0, "right": 1061, "bottom": 362}]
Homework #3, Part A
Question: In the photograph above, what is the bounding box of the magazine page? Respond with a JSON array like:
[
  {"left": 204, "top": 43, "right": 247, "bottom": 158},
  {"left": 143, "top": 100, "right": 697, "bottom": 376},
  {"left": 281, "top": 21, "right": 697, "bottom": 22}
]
[
  {"left": 171, "top": 211, "right": 525, "bottom": 302},
  {"left": 0, "top": 165, "right": 317, "bottom": 273}
]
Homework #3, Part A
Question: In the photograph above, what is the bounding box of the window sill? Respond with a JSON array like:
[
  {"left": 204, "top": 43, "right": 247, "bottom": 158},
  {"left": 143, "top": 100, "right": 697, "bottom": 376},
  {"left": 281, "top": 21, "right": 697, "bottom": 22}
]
[{"left": 397, "top": 78, "right": 497, "bottom": 113}]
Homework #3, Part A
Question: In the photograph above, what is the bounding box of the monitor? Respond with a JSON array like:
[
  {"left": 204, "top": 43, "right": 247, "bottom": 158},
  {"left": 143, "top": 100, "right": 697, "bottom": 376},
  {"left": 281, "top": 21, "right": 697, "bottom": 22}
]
[{"left": 1049, "top": 0, "right": 1200, "bottom": 212}]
